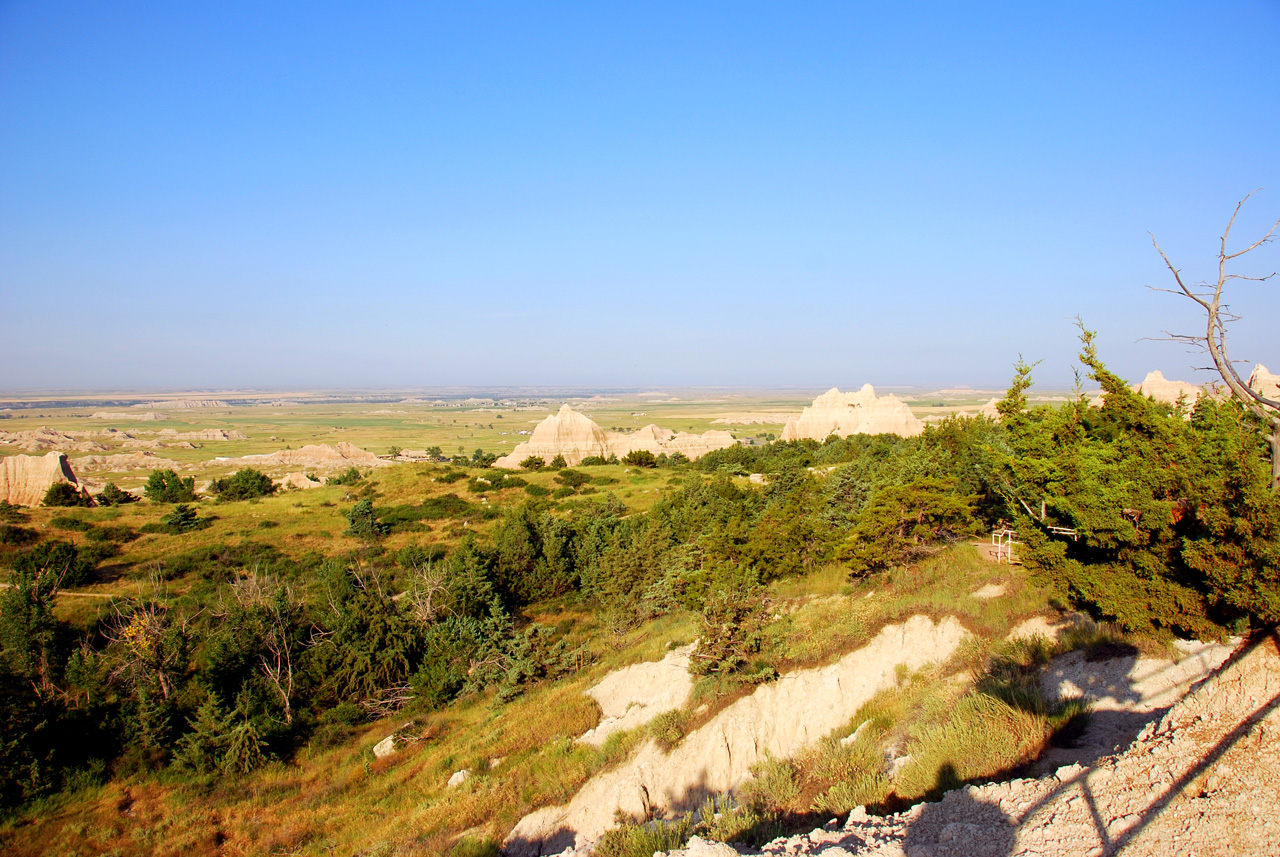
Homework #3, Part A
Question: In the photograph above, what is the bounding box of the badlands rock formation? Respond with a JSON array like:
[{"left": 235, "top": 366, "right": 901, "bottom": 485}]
[
  {"left": 159, "top": 428, "right": 248, "bottom": 441},
  {"left": 657, "top": 632, "right": 1278, "bottom": 857},
  {"left": 1133, "top": 370, "right": 1204, "bottom": 404},
  {"left": 224, "top": 441, "right": 385, "bottom": 472},
  {"left": 505, "top": 616, "right": 968, "bottom": 855},
  {"left": 276, "top": 471, "right": 325, "bottom": 490},
  {"left": 577, "top": 644, "right": 695, "bottom": 747},
  {"left": 1250, "top": 363, "right": 1280, "bottom": 399},
  {"left": 494, "top": 406, "right": 735, "bottom": 469},
  {"left": 780, "top": 386, "right": 923, "bottom": 441},
  {"left": 0, "top": 452, "right": 86, "bottom": 506},
  {"left": 135, "top": 399, "right": 229, "bottom": 409},
  {"left": 90, "top": 411, "right": 166, "bottom": 421},
  {"left": 0, "top": 428, "right": 109, "bottom": 453},
  {"left": 72, "top": 452, "right": 186, "bottom": 472}
]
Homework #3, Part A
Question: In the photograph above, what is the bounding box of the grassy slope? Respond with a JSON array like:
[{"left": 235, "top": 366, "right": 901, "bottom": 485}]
[
  {"left": 2, "top": 531, "right": 1064, "bottom": 856},
  {"left": 0, "top": 394, "right": 1088, "bottom": 856}
]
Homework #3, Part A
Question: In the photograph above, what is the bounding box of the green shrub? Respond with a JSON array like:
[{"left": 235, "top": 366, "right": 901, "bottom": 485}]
[
  {"left": 595, "top": 815, "right": 693, "bottom": 857},
  {"left": 50, "top": 515, "right": 92, "bottom": 532},
  {"left": 841, "top": 477, "right": 978, "bottom": 577},
  {"left": 739, "top": 753, "right": 801, "bottom": 815},
  {"left": 468, "top": 472, "right": 527, "bottom": 493},
  {"left": 161, "top": 504, "right": 204, "bottom": 533},
  {"left": 379, "top": 496, "right": 478, "bottom": 531},
  {"left": 11, "top": 540, "right": 96, "bottom": 587},
  {"left": 144, "top": 469, "right": 197, "bottom": 503},
  {"left": 42, "top": 482, "right": 89, "bottom": 507},
  {"left": 621, "top": 450, "right": 657, "bottom": 468},
  {"left": 524, "top": 484, "right": 551, "bottom": 498},
  {"left": 448, "top": 836, "right": 501, "bottom": 857},
  {"left": 209, "top": 468, "right": 277, "bottom": 501},
  {"left": 0, "top": 524, "right": 38, "bottom": 546},
  {"left": 97, "top": 482, "right": 137, "bottom": 506},
  {"left": 0, "top": 501, "right": 28, "bottom": 523},
  {"left": 520, "top": 456, "right": 546, "bottom": 471},
  {"left": 648, "top": 709, "right": 689, "bottom": 751},
  {"left": 327, "top": 466, "right": 363, "bottom": 486},
  {"left": 580, "top": 456, "right": 609, "bottom": 467},
  {"left": 346, "top": 500, "right": 389, "bottom": 539},
  {"left": 555, "top": 469, "right": 589, "bottom": 489}
]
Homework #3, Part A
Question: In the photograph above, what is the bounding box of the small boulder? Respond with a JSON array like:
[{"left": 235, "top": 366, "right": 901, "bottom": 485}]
[
  {"left": 372, "top": 735, "right": 397, "bottom": 759},
  {"left": 447, "top": 769, "right": 470, "bottom": 788}
]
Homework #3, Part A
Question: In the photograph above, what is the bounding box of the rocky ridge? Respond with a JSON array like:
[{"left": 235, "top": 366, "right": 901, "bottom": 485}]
[
  {"left": 1249, "top": 364, "right": 1280, "bottom": 399},
  {"left": 780, "top": 387, "right": 923, "bottom": 441},
  {"left": 658, "top": 632, "right": 1279, "bottom": 857},
  {"left": 1133, "top": 370, "right": 1205, "bottom": 405},
  {"left": 0, "top": 452, "right": 86, "bottom": 506},
  {"left": 494, "top": 405, "right": 735, "bottom": 468},
  {"left": 505, "top": 616, "right": 969, "bottom": 855}
]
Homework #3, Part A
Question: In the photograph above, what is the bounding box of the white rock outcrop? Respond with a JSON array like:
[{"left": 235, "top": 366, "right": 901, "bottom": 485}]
[
  {"left": 158, "top": 429, "right": 248, "bottom": 441},
  {"left": 0, "top": 452, "right": 86, "bottom": 506},
  {"left": 223, "top": 442, "right": 386, "bottom": 472},
  {"left": 494, "top": 406, "right": 735, "bottom": 469},
  {"left": 90, "top": 411, "right": 166, "bottom": 421},
  {"left": 372, "top": 735, "right": 398, "bottom": 759},
  {"left": 577, "top": 644, "right": 696, "bottom": 747},
  {"left": 277, "top": 471, "right": 325, "bottom": 490},
  {"left": 1133, "top": 370, "right": 1204, "bottom": 404},
  {"left": 1249, "top": 363, "right": 1280, "bottom": 399},
  {"left": 780, "top": 386, "right": 923, "bottom": 441},
  {"left": 505, "top": 616, "right": 969, "bottom": 855},
  {"left": 660, "top": 633, "right": 1274, "bottom": 857}
]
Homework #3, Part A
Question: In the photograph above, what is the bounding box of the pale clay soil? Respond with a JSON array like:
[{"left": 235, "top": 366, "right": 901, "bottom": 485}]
[{"left": 656, "top": 630, "right": 1280, "bottom": 857}]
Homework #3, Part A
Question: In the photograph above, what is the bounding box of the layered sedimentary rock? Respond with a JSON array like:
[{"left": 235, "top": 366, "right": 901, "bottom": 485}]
[
  {"left": 226, "top": 442, "right": 385, "bottom": 471},
  {"left": 158, "top": 429, "right": 248, "bottom": 441},
  {"left": 276, "top": 471, "right": 325, "bottom": 490},
  {"left": 134, "top": 399, "right": 228, "bottom": 409},
  {"left": 1133, "top": 370, "right": 1204, "bottom": 404},
  {"left": 1250, "top": 364, "right": 1280, "bottom": 399},
  {"left": 780, "top": 385, "right": 923, "bottom": 441},
  {"left": 72, "top": 452, "right": 186, "bottom": 472},
  {"left": 0, "top": 452, "right": 86, "bottom": 506},
  {"left": 505, "top": 616, "right": 968, "bottom": 854},
  {"left": 494, "top": 405, "right": 735, "bottom": 468},
  {"left": 90, "top": 411, "right": 166, "bottom": 420},
  {"left": 0, "top": 428, "right": 110, "bottom": 452}
]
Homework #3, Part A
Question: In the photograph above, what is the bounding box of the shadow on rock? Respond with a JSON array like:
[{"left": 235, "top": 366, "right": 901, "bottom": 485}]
[
  {"left": 502, "top": 825, "right": 576, "bottom": 857},
  {"left": 903, "top": 765, "right": 1015, "bottom": 857}
]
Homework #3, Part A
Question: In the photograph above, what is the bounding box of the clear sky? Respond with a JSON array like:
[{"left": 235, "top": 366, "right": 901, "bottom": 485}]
[{"left": 2, "top": 1, "right": 1278, "bottom": 392}]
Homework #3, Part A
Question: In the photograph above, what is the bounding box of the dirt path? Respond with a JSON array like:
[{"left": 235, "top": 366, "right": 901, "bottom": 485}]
[{"left": 0, "top": 582, "right": 115, "bottom": 599}]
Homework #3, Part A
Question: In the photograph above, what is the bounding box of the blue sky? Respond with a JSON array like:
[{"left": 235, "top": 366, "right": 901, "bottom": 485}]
[{"left": 2, "top": 2, "right": 1278, "bottom": 391}]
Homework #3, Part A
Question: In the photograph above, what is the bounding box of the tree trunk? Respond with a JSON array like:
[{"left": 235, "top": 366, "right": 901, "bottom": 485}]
[{"left": 1272, "top": 424, "right": 1280, "bottom": 492}]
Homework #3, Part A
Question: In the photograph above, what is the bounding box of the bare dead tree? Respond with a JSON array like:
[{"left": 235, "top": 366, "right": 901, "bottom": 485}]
[
  {"left": 227, "top": 569, "right": 302, "bottom": 725},
  {"left": 401, "top": 562, "right": 454, "bottom": 624},
  {"left": 1151, "top": 191, "right": 1280, "bottom": 490}
]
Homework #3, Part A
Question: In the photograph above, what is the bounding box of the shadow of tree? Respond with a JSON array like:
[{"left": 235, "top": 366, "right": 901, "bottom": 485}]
[{"left": 904, "top": 765, "right": 1016, "bottom": 857}]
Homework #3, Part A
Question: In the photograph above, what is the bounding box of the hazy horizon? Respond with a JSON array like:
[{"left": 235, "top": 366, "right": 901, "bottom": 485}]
[{"left": 3, "top": 2, "right": 1277, "bottom": 391}]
